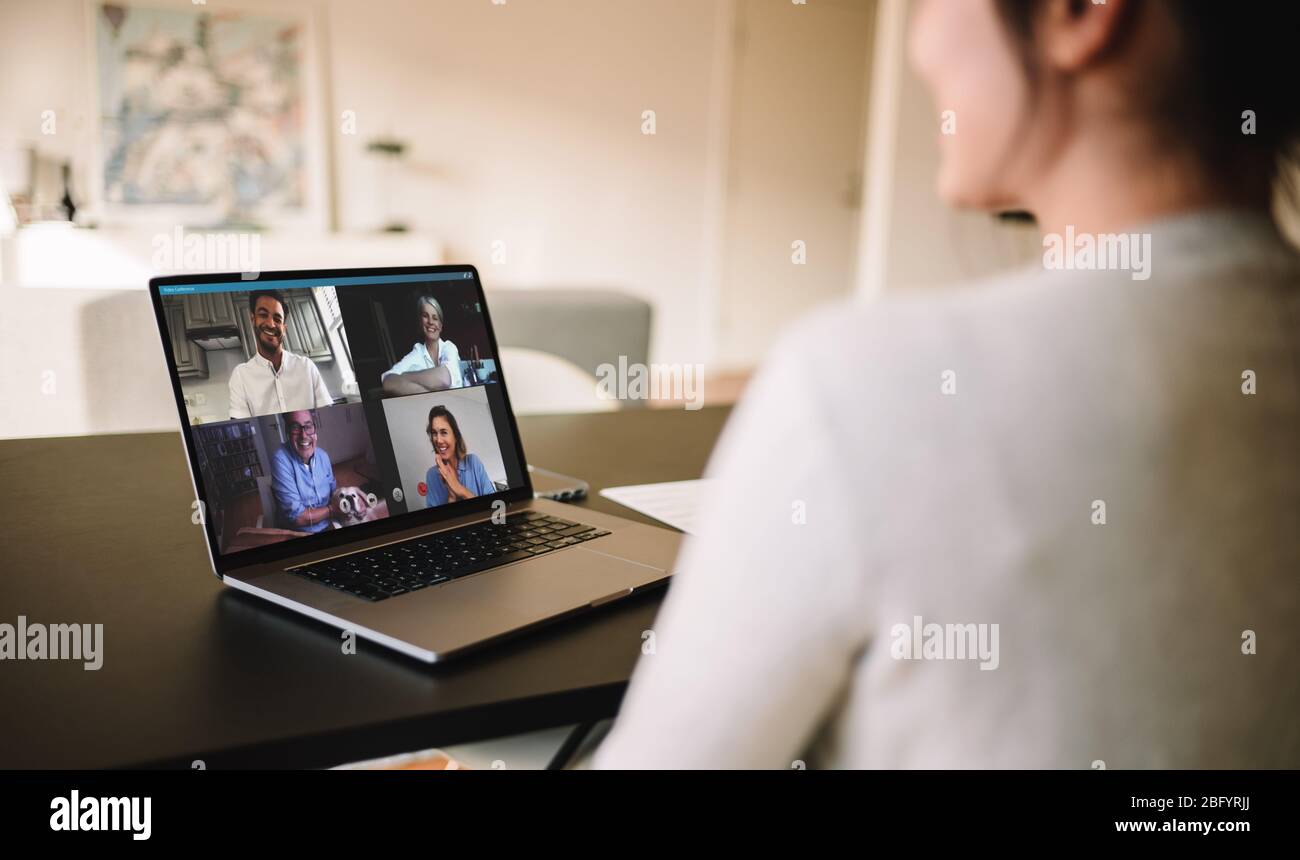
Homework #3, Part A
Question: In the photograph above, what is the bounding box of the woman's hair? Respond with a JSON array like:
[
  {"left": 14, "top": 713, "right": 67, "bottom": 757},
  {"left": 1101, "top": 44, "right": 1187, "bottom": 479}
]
[
  {"left": 426, "top": 404, "right": 467, "bottom": 459},
  {"left": 993, "top": 0, "right": 1300, "bottom": 194},
  {"left": 416, "top": 294, "right": 445, "bottom": 323}
]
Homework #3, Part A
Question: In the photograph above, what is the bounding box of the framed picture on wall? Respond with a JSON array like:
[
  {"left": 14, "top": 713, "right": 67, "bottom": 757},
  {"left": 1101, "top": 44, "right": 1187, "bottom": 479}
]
[{"left": 83, "top": 0, "right": 331, "bottom": 230}]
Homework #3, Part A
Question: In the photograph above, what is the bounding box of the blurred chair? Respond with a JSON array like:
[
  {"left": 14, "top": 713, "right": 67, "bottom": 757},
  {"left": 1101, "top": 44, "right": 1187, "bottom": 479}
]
[
  {"left": 486, "top": 288, "right": 651, "bottom": 410},
  {"left": 498, "top": 347, "right": 617, "bottom": 415}
]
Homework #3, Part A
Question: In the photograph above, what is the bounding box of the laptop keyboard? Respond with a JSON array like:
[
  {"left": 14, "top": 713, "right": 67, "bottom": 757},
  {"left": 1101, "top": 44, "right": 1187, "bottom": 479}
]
[{"left": 288, "top": 511, "right": 611, "bottom": 601}]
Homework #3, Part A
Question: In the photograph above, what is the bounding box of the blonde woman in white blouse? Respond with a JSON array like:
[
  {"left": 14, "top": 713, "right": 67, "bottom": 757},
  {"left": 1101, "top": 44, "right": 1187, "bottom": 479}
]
[{"left": 381, "top": 294, "right": 464, "bottom": 396}]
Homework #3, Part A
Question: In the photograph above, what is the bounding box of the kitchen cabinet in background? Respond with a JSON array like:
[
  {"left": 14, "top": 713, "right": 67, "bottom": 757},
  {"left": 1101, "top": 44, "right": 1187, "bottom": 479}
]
[{"left": 162, "top": 298, "right": 208, "bottom": 378}]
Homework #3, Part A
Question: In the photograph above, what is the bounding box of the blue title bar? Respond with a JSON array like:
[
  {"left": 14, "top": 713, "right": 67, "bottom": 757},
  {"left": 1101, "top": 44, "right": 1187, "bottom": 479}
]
[{"left": 158, "top": 271, "right": 472, "bottom": 295}]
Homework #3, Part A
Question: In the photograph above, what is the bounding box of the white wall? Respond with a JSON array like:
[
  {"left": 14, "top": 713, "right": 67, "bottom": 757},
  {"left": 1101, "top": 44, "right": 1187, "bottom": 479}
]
[
  {"left": 715, "top": 0, "right": 876, "bottom": 370},
  {"left": 381, "top": 385, "right": 507, "bottom": 509},
  {"left": 857, "top": 0, "right": 1053, "bottom": 299},
  {"left": 0, "top": 0, "right": 84, "bottom": 170},
  {"left": 325, "top": 0, "right": 725, "bottom": 368}
]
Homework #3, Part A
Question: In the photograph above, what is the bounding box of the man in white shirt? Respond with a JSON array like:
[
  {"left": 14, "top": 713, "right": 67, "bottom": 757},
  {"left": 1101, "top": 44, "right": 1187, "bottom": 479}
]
[
  {"left": 380, "top": 294, "right": 463, "bottom": 396},
  {"left": 228, "top": 290, "right": 335, "bottom": 420}
]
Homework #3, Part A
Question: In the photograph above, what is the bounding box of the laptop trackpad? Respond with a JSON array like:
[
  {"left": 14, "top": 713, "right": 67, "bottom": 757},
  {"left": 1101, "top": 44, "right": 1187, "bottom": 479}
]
[
  {"left": 354, "top": 547, "right": 669, "bottom": 657},
  {"left": 485, "top": 546, "right": 664, "bottom": 609}
]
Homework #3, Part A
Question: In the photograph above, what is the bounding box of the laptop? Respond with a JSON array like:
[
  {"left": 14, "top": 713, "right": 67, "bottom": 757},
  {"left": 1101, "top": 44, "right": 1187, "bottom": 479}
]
[{"left": 150, "top": 264, "right": 680, "bottom": 662}]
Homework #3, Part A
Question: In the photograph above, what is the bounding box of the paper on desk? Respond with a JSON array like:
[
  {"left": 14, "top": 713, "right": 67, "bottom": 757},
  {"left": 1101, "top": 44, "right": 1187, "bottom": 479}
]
[{"left": 599, "top": 479, "right": 711, "bottom": 534}]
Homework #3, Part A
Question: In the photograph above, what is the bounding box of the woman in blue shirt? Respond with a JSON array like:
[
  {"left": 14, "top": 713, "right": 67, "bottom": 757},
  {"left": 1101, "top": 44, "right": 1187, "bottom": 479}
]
[{"left": 424, "top": 404, "right": 496, "bottom": 507}]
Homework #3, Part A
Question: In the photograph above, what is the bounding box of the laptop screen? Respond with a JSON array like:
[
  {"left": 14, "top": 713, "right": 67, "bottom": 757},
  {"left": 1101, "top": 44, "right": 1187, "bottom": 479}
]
[{"left": 155, "top": 269, "right": 528, "bottom": 562}]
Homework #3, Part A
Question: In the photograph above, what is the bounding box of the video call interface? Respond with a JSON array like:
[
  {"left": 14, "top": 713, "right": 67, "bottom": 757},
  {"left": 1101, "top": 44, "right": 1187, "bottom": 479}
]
[{"left": 158, "top": 272, "right": 526, "bottom": 557}]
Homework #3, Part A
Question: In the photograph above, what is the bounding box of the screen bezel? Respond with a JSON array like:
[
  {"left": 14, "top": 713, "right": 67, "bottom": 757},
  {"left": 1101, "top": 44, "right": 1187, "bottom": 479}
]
[{"left": 149, "top": 264, "right": 535, "bottom": 577}]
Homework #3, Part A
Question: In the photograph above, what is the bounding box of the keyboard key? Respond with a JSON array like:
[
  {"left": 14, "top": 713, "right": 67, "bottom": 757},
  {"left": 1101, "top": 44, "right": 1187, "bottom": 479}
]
[{"left": 555, "top": 525, "right": 596, "bottom": 538}]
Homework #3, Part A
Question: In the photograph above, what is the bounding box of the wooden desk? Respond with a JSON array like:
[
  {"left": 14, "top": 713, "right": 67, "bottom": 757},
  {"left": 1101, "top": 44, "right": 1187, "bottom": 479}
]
[{"left": 0, "top": 406, "right": 730, "bottom": 768}]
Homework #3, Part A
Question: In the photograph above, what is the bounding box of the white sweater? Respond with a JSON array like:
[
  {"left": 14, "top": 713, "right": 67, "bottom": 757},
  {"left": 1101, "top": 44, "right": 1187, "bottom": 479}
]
[{"left": 595, "top": 210, "right": 1300, "bottom": 769}]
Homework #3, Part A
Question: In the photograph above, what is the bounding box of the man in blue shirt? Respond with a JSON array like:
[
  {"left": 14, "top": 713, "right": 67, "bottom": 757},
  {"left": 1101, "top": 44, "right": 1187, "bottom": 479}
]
[{"left": 270, "top": 409, "right": 337, "bottom": 533}]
